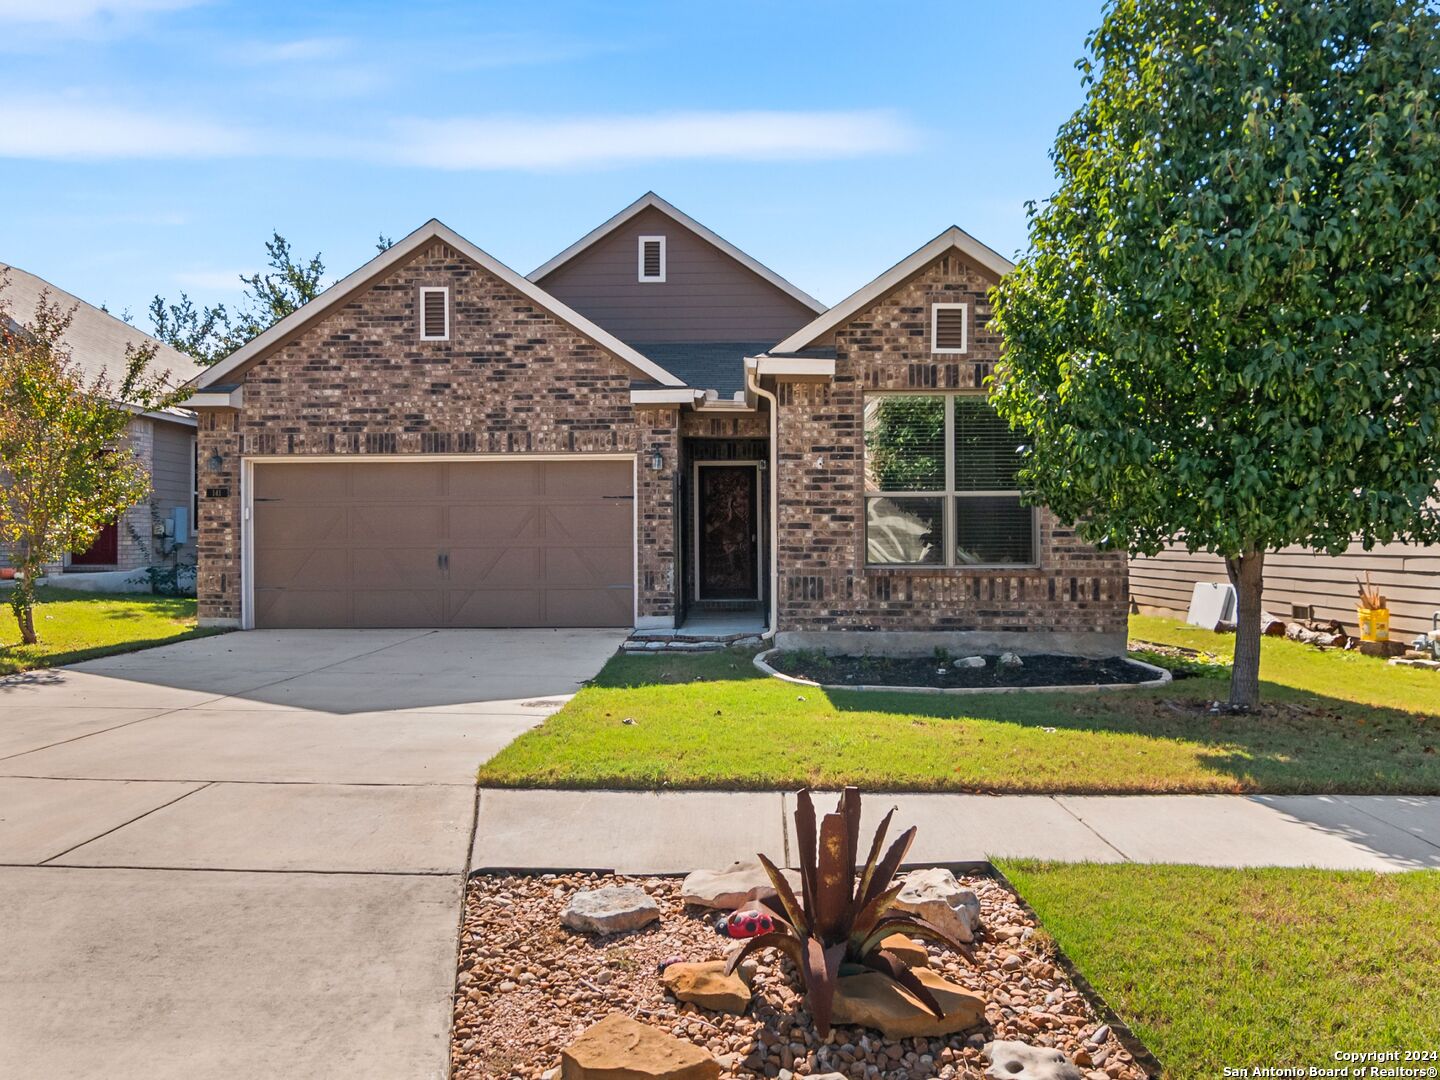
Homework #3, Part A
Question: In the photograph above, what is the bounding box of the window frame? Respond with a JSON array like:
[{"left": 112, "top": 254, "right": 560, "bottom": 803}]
[
  {"left": 930, "top": 302, "right": 969, "bottom": 355},
  {"left": 637, "top": 235, "right": 667, "bottom": 282},
  {"left": 418, "top": 286, "right": 450, "bottom": 341},
  {"left": 863, "top": 390, "right": 1037, "bottom": 570}
]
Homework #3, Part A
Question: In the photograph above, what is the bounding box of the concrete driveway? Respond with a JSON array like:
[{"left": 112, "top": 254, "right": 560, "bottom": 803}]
[{"left": 0, "top": 628, "right": 624, "bottom": 1080}]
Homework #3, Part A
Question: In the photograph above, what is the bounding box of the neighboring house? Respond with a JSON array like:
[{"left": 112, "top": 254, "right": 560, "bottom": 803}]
[
  {"left": 180, "top": 193, "right": 1128, "bottom": 655},
  {"left": 1131, "top": 545, "right": 1440, "bottom": 641},
  {"left": 1, "top": 264, "right": 203, "bottom": 575}
]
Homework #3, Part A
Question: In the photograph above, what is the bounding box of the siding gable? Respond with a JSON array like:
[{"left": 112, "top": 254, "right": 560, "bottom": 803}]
[{"left": 535, "top": 206, "right": 819, "bottom": 345}]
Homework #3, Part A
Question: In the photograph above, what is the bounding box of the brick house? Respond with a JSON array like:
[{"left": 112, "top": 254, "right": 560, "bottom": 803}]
[
  {"left": 2, "top": 263, "right": 201, "bottom": 577},
  {"left": 182, "top": 194, "right": 1127, "bottom": 655}
]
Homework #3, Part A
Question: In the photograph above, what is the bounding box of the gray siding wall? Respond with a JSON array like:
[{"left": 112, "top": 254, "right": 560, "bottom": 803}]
[
  {"left": 535, "top": 206, "right": 817, "bottom": 344},
  {"left": 1131, "top": 543, "right": 1440, "bottom": 640},
  {"left": 151, "top": 418, "right": 196, "bottom": 559}
]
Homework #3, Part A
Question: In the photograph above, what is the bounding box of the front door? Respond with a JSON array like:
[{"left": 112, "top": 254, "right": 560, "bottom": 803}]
[
  {"left": 71, "top": 521, "right": 119, "bottom": 566},
  {"left": 695, "top": 464, "right": 759, "bottom": 600}
]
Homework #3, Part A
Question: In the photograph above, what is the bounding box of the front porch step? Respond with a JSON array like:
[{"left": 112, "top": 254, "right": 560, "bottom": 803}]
[{"left": 622, "top": 631, "right": 767, "bottom": 654}]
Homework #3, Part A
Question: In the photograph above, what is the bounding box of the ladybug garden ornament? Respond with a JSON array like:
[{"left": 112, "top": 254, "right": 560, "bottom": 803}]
[{"left": 715, "top": 908, "right": 774, "bottom": 939}]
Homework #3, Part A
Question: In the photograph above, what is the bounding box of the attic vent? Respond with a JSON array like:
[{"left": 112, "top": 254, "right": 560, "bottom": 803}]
[
  {"left": 419, "top": 287, "right": 449, "bottom": 341},
  {"left": 931, "top": 302, "right": 968, "bottom": 354},
  {"left": 638, "top": 235, "right": 666, "bottom": 282}
]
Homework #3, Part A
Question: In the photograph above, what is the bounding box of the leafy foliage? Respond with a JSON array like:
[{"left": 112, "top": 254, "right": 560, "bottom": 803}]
[
  {"left": 990, "top": 0, "right": 1440, "bottom": 708},
  {"left": 726, "top": 787, "right": 970, "bottom": 1035},
  {"left": 148, "top": 231, "right": 327, "bottom": 364},
  {"left": 0, "top": 282, "right": 175, "bottom": 643},
  {"left": 864, "top": 396, "right": 944, "bottom": 491}
]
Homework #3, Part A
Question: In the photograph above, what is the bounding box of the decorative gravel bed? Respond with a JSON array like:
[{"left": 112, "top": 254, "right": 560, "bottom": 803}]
[
  {"left": 764, "top": 651, "right": 1157, "bottom": 691},
  {"left": 451, "top": 871, "right": 1150, "bottom": 1080}
]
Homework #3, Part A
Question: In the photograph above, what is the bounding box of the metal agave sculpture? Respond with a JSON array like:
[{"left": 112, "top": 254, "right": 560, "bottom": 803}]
[{"left": 724, "top": 786, "right": 972, "bottom": 1035}]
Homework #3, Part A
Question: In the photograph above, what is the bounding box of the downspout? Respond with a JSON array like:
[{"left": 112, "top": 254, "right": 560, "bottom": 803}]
[{"left": 746, "top": 359, "right": 781, "bottom": 641}]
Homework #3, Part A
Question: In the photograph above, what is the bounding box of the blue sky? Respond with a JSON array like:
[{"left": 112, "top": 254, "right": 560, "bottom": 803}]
[{"left": 1, "top": 0, "right": 1104, "bottom": 324}]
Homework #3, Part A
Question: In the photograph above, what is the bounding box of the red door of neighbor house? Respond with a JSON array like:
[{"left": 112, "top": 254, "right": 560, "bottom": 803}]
[{"left": 71, "top": 522, "right": 119, "bottom": 566}]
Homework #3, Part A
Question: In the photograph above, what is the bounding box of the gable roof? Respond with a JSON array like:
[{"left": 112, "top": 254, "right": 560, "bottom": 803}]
[
  {"left": 186, "top": 218, "right": 686, "bottom": 392},
  {"left": 1, "top": 262, "right": 205, "bottom": 402},
  {"left": 769, "top": 226, "right": 1014, "bottom": 356},
  {"left": 528, "top": 192, "right": 827, "bottom": 315}
]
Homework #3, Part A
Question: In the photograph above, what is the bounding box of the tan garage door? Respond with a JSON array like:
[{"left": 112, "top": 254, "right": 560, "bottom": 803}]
[{"left": 251, "top": 459, "right": 633, "bottom": 629}]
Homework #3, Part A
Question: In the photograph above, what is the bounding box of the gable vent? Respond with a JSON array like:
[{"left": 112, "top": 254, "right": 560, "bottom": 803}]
[
  {"left": 420, "top": 286, "right": 449, "bottom": 341},
  {"left": 638, "top": 235, "right": 666, "bottom": 282},
  {"left": 931, "top": 303, "right": 968, "bottom": 354}
]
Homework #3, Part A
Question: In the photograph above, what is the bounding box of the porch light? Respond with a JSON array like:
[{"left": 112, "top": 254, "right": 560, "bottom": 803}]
[
  {"left": 649, "top": 448, "right": 664, "bottom": 471},
  {"left": 205, "top": 451, "right": 225, "bottom": 473}
]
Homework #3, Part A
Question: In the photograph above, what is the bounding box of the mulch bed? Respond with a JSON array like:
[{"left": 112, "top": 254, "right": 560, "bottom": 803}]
[
  {"left": 451, "top": 872, "right": 1147, "bottom": 1080},
  {"left": 766, "top": 652, "right": 1155, "bottom": 690}
]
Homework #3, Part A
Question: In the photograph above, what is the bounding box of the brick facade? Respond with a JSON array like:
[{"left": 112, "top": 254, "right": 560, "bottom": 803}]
[
  {"left": 193, "top": 241, "right": 678, "bottom": 626},
  {"left": 774, "top": 252, "right": 1128, "bottom": 643}
]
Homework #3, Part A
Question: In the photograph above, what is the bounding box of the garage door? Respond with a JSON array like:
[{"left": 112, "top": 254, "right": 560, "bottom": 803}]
[{"left": 251, "top": 459, "right": 633, "bottom": 629}]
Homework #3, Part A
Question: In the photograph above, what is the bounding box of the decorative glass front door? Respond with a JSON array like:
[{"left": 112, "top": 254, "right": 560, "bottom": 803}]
[{"left": 696, "top": 464, "right": 759, "bottom": 600}]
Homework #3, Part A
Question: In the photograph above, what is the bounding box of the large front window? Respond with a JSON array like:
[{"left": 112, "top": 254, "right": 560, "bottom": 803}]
[{"left": 863, "top": 393, "right": 1035, "bottom": 567}]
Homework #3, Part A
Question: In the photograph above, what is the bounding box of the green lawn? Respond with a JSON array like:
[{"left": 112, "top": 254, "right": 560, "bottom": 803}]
[
  {"left": 0, "top": 586, "right": 222, "bottom": 674},
  {"left": 476, "top": 615, "right": 1440, "bottom": 793},
  {"left": 1002, "top": 862, "right": 1440, "bottom": 1078}
]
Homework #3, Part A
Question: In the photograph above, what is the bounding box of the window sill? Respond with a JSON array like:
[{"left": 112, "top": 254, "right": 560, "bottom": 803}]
[{"left": 863, "top": 564, "right": 1043, "bottom": 575}]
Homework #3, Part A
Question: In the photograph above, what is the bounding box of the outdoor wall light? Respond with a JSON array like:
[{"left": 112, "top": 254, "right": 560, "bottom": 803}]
[
  {"left": 649, "top": 448, "right": 664, "bottom": 471},
  {"left": 205, "top": 451, "right": 225, "bottom": 473}
]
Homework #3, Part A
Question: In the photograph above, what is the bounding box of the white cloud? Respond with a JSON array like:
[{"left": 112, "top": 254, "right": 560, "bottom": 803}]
[
  {"left": 0, "top": 98, "right": 250, "bottom": 159},
  {"left": 391, "top": 109, "right": 920, "bottom": 170},
  {"left": 0, "top": 99, "right": 918, "bottom": 168},
  {"left": 173, "top": 269, "right": 246, "bottom": 291},
  {"left": 0, "top": 0, "right": 203, "bottom": 24},
  {"left": 238, "top": 36, "right": 353, "bottom": 64}
]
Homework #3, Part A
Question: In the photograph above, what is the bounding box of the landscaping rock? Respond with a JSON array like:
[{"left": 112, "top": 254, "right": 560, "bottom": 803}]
[
  {"left": 561, "top": 1012, "right": 720, "bottom": 1079},
  {"left": 829, "top": 968, "right": 986, "bottom": 1039},
  {"left": 957, "top": 655, "right": 987, "bottom": 668},
  {"left": 893, "top": 867, "right": 981, "bottom": 943},
  {"left": 998, "top": 652, "right": 1024, "bottom": 670},
  {"left": 984, "top": 1040, "right": 1085, "bottom": 1080},
  {"left": 878, "top": 932, "right": 929, "bottom": 967},
  {"left": 661, "top": 959, "right": 753, "bottom": 1013},
  {"left": 561, "top": 886, "right": 660, "bottom": 934},
  {"left": 680, "top": 860, "right": 800, "bottom": 910}
]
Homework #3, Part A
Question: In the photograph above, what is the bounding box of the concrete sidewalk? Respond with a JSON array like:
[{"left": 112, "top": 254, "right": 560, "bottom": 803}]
[{"left": 473, "top": 789, "right": 1440, "bottom": 873}]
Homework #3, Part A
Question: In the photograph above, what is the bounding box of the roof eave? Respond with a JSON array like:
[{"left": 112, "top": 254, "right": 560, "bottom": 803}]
[
  {"left": 770, "top": 226, "right": 1014, "bottom": 355},
  {"left": 527, "top": 192, "right": 827, "bottom": 315},
  {"left": 186, "top": 219, "right": 687, "bottom": 392}
]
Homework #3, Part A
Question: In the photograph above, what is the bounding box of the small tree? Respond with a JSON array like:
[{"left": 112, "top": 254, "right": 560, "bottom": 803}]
[
  {"left": 991, "top": 0, "right": 1440, "bottom": 709},
  {"left": 0, "top": 286, "right": 174, "bottom": 644}
]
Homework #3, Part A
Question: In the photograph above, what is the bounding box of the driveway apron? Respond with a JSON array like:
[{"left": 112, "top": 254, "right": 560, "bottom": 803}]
[{"left": 0, "top": 627, "right": 624, "bottom": 1080}]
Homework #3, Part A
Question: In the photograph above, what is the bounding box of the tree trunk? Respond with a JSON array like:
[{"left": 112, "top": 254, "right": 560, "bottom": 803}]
[
  {"left": 9, "top": 569, "right": 38, "bottom": 646},
  {"left": 1225, "top": 550, "right": 1266, "bottom": 711}
]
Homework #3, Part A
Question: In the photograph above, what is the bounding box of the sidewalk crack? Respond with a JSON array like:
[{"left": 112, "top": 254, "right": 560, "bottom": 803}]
[
  {"left": 38, "top": 781, "right": 215, "bottom": 865},
  {"left": 1050, "top": 796, "right": 1131, "bottom": 862}
]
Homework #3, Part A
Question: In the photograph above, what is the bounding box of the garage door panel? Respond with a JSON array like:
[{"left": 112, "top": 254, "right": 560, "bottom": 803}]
[
  {"left": 545, "top": 588, "right": 633, "bottom": 627},
  {"left": 446, "top": 460, "right": 543, "bottom": 498},
  {"left": 253, "top": 505, "right": 348, "bottom": 548},
  {"left": 349, "top": 504, "right": 446, "bottom": 544},
  {"left": 448, "top": 504, "right": 542, "bottom": 541},
  {"left": 251, "top": 459, "right": 634, "bottom": 629},
  {"left": 543, "top": 545, "right": 630, "bottom": 588},
  {"left": 348, "top": 461, "right": 446, "bottom": 499},
  {"left": 349, "top": 547, "right": 446, "bottom": 588},
  {"left": 544, "top": 460, "right": 631, "bottom": 497},
  {"left": 446, "top": 546, "right": 539, "bottom": 588},
  {"left": 446, "top": 589, "right": 544, "bottom": 628}
]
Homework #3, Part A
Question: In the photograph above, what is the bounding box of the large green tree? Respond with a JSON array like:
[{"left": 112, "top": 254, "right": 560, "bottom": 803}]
[
  {"left": 0, "top": 287, "right": 174, "bottom": 644},
  {"left": 991, "top": 0, "right": 1440, "bottom": 709}
]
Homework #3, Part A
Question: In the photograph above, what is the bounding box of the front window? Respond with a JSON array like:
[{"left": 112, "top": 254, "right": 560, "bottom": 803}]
[{"left": 863, "top": 393, "right": 1034, "bottom": 567}]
